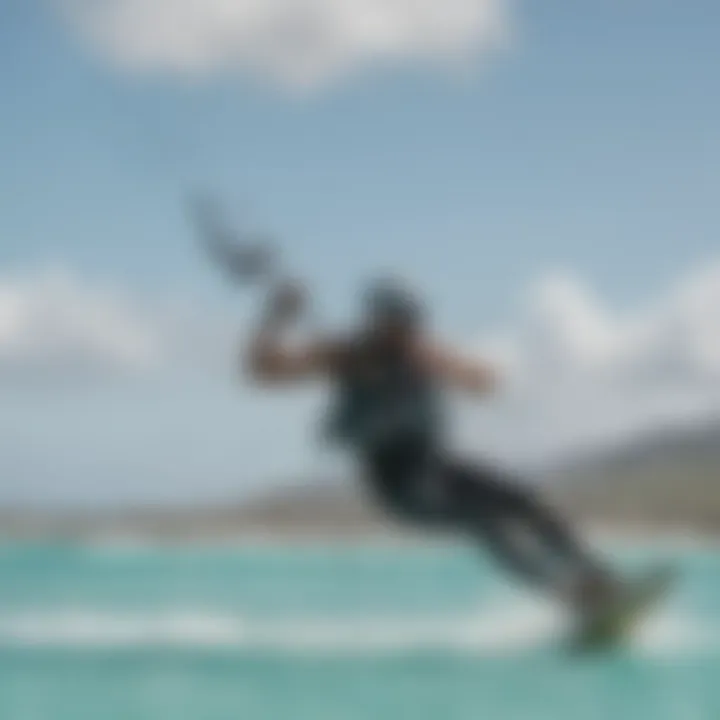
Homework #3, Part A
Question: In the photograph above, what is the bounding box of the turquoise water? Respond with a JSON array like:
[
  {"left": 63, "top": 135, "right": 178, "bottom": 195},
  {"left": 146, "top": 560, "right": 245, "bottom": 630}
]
[{"left": 0, "top": 541, "right": 718, "bottom": 719}]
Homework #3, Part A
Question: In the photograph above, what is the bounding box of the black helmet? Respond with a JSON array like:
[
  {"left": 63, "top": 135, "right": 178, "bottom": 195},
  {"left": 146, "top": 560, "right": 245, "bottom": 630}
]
[{"left": 363, "top": 276, "right": 425, "bottom": 329}]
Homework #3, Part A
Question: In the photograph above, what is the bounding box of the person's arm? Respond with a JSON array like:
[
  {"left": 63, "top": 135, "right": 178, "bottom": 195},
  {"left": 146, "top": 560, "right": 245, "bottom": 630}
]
[
  {"left": 422, "top": 342, "right": 499, "bottom": 396},
  {"left": 243, "top": 281, "right": 340, "bottom": 384}
]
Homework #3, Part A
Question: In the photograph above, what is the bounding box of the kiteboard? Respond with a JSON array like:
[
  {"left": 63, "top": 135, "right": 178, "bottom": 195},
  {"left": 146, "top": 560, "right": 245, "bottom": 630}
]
[{"left": 569, "top": 563, "right": 678, "bottom": 651}]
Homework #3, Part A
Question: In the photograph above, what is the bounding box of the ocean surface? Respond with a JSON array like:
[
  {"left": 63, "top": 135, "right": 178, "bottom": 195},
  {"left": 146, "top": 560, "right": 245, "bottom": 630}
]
[{"left": 0, "top": 539, "right": 718, "bottom": 720}]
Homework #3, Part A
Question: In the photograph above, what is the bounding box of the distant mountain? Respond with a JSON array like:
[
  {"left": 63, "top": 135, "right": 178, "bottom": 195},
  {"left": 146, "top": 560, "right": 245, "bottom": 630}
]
[
  {"left": 548, "top": 420, "right": 720, "bottom": 531},
  {"left": 2, "top": 421, "right": 719, "bottom": 540},
  {"left": 0, "top": 479, "right": 397, "bottom": 542},
  {"left": 219, "top": 481, "right": 395, "bottom": 536}
]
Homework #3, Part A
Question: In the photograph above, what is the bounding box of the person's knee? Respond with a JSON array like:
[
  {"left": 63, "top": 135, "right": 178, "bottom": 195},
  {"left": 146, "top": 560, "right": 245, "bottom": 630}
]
[
  {"left": 448, "top": 461, "right": 532, "bottom": 517},
  {"left": 477, "top": 470, "right": 553, "bottom": 521},
  {"left": 499, "top": 481, "right": 541, "bottom": 517}
]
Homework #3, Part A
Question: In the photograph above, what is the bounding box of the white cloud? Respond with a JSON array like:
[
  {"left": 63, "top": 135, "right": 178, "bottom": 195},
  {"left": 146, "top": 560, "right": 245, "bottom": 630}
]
[
  {"left": 59, "top": 0, "right": 511, "bottom": 91},
  {"left": 0, "top": 268, "right": 163, "bottom": 381},
  {"left": 466, "top": 262, "right": 720, "bottom": 464},
  {"left": 513, "top": 264, "right": 720, "bottom": 385}
]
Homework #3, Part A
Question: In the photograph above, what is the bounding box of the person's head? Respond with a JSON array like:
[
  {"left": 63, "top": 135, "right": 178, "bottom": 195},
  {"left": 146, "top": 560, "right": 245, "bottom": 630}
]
[{"left": 361, "top": 276, "right": 426, "bottom": 349}]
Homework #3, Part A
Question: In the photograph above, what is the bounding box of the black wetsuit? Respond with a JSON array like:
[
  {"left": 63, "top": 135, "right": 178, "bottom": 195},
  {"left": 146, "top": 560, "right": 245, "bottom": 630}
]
[{"left": 326, "top": 341, "right": 599, "bottom": 591}]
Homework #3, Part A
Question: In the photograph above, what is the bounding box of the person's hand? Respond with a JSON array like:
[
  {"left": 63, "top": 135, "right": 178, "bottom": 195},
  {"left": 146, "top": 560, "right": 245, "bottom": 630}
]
[{"left": 263, "top": 279, "right": 307, "bottom": 324}]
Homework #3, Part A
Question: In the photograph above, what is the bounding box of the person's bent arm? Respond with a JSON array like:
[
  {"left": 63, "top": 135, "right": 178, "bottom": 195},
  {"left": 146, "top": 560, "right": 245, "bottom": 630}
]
[
  {"left": 243, "top": 282, "right": 339, "bottom": 384},
  {"left": 246, "top": 333, "right": 337, "bottom": 384},
  {"left": 424, "top": 343, "right": 499, "bottom": 396}
]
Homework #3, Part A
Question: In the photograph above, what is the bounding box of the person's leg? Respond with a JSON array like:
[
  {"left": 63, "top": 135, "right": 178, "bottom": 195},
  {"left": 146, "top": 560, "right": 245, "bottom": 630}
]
[
  {"left": 447, "top": 460, "right": 615, "bottom": 608},
  {"left": 474, "top": 516, "right": 561, "bottom": 587}
]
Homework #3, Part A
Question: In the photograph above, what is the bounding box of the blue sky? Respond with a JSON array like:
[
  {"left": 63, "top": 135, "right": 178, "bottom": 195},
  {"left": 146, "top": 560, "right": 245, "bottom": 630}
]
[{"left": 1, "top": 0, "right": 719, "bottom": 506}]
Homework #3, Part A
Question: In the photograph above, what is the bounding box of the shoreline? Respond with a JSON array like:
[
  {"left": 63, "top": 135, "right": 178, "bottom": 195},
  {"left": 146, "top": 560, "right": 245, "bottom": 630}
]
[{"left": 0, "top": 524, "right": 718, "bottom": 550}]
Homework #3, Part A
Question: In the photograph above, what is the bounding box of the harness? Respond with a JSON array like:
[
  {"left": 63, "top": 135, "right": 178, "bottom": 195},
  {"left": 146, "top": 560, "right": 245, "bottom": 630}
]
[{"left": 324, "top": 341, "right": 444, "bottom": 455}]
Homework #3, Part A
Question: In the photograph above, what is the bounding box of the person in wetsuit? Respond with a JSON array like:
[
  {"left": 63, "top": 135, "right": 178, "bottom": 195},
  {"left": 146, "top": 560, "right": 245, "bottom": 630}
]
[{"left": 244, "top": 276, "right": 617, "bottom": 615}]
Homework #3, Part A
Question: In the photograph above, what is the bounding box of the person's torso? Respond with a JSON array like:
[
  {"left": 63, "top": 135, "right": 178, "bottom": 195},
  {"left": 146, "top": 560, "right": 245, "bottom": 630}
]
[{"left": 324, "top": 338, "right": 445, "bottom": 479}]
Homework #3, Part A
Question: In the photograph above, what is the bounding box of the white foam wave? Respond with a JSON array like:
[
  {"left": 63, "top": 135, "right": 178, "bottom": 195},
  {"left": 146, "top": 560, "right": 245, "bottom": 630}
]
[
  {"left": 631, "top": 611, "right": 716, "bottom": 656},
  {"left": 0, "top": 601, "right": 558, "bottom": 654},
  {"left": 0, "top": 601, "right": 712, "bottom": 657}
]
